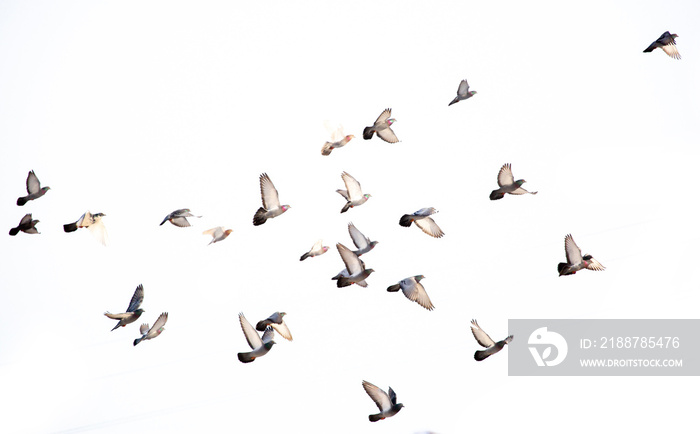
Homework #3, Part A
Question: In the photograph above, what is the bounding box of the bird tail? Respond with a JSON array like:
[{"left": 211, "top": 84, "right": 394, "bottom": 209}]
[
  {"left": 489, "top": 190, "right": 504, "bottom": 200},
  {"left": 387, "top": 284, "right": 401, "bottom": 292},
  {"left": 369, "top": 414, "right": 384, "bottom": 422},
  {"left": 253, "top": 208, "right": 268, "bottom": 226},
  {"left": 362, "top": 127, "right": 374, "bottom": 140},
  {"left": 340, "top": 202, "right": 352, "bottom": 213},
  {"left": 337, "top": 277, "right": 351, "bottom": 288},
  {"left": 64, "top": 222, "right": 78, "bottom": 232},
  {"left": 133, "top": 337, "right": 144, "bottom": 346},
  {"left": 238, "top": 352, "right": 255, "bottom": 363},
  {"left": 111, "top": 323, "right": 121, "bottom": 331},
  {"left": 255, "top": 321, "right": 267, "bottom": 332},
  {"left": 557, "top": 263, "right": 567, "bottom": 273},
  {"left": 300, "top": 252, "right": 310, "bottom": 261},
  {"left": 448, "top": 96, "right": 459, "bottom": 106},
  {"left": 321, "top": 142, "right": 333, "bottom": 156},
  {"left": 643, "top": 44, "right": 655, "bottom": 53},
  {"left": 398, "top": 215, "right": 414, "bottom": 227},
  {"left": 159, "top": 218, "right": 169, "bottom": 226},
  {"left": 9, "top": 227, "right": 20, "bottom": 236},
  {"left": 16, "top": 196, "right": 28, "bottom": 206},
  {"left": 474, "top": 349, "right": 491, "bottom": 361}
]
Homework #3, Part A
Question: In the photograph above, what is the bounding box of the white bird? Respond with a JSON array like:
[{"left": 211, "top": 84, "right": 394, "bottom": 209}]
[
  {"left": 362, "top": 380, "right": 404, "bottom": 422},
  {"left": 336, "top": 172, "right": 371, "bottom": 213},
  {"left": 321, "top": 121, "right": 355, "bottom": 156},
  {"left": 399, "top": 208, "right": 444, "bottom": 238},
  {"left": 253, "top": 173, "right": 290, "bottom": 226},
  {"left": 387, "top": 275, "right": 434, "bottom": 311},
  {"left": 256, "top": 312, "right": 293, "bottom": 341},
  {"left": 470, "top": 319, "right": 513, "bottom": 361},
  {"left": 63, "top": 211, "right": 108, "bottom": 246},
  {"left": 238, "top": 313, "right": 276, "bottom": 363},
  {"left": 347, "top": 222, "right": 378, "bottom": 256},
  {"left": 203, "top": 226, "right": 233, "bottom": 245},
  {"left": 334, "top": 243, "right": 374, "bottom": 287},
  {"left": 300, "top": 239, "right": 329, "bottom": 261}
]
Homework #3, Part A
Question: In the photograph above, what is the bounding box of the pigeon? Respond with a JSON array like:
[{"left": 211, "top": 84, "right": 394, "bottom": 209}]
[
  {"left": 300, "top": 239, "right": 329, "bottom": 261},
  {"left": 470, "top": 319, "right": 513, "bottom": 361},
  {"left": 63, "top": 211, "right": 108, "bottom": 246},
  {"left": 104, "top": 284, "right": 145, "bottom": 331},
  {"left": 558, "top": 234, "right": 605, "bottom": 276},
  {"left": 238, "top": 313, "right": 276, "bottom": 363},
  {"left": 337, "top": 172, "right": 371, "bottom": 213},
  {"left": 9, "top": 213, "right": 40, "bottom": 236},
  {"left": 363, "top": 108, "right": 399, "bottom": 143},
  {"left": 17, "top": 170, "right": 50, "bottom": 206},
  {"left": 321, "top": 121, "right": 355, "bottom": 156},
  {"left": 331, "top": 267, "right": 368, "bottom": 288},
  {"left": 643, "top": 31, "right": 681, "bottom": 59},
  {"left": 160, "top": 209, "right": 201, "bottom": 227},
  {"left": 203, "top": 226, "right": 233, "bottom": 245},
  {"left": 347, "top": 222, "right": 378, "bottom": 256},
  {"left": 448, "top": 79, "right": 477, "bottom": 106},
  {"left": 387, "top": 275, "right": 434, "bottom": 311},
  {"left": 253, "top": 173, "right": 290, "bottom": 226},
  {"left": 133, "top": 312, "right": 168, "bottom": 346},
  {"left": 399, "top": 208, "right": 444, "bottom": 238},
  {"left": 489, "top": 163, "right": 537, "bottom": 200},
  {"left": 255, "top": 311, "right": 293, "bottom": 341},
  {"left": 362, "top": 380, "right": 404, "bottom": 422},
  {"left": 335, "top": 243, "right": 374, "bottom": 287}
]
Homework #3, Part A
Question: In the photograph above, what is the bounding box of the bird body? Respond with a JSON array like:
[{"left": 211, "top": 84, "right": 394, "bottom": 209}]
[
  {"left": 63, "top": 211, "right": 108, "bottom": 246},
  {"left": 363, "top": 108, "right": 399, "bottom": 143},
  {"left": 558, "top": 234, "right": 605, "bottom": 276},
  {"left": 203, "top": 226, "right": 233, "bottom": 245},
  {"left": 399, "top": 208, "right": 444, "bottom": 238},
  {"left": 335, "top": 243, "right": 373, "bottom": 287},
  {"left": 300, "top": 239, "right": 328, "bottom": 261},
  {"left": 337, "top": 172, "right": 371, "bottom": 213},
  {"left": 448, "top": 79, "right": 476, "bottom": 106},
  {"left": 470, "top": 319, "right": 513, "bottom": 361},
  {"left": 160, "top": 209, "right": 201, "bottom": 227},
  {"left": 347, "top": 222, "right": 378, "bottom": 256},
  {"left": 105, "top": 284, "right": 145, "bottom": 331},
  {"left": 643, "top": 31, "right": 681, "bottom": 59},
  {"left": 9, "top": 213, "right": 40, "bottom": 236},
  {"left": 133, "top": 312, "right": 168, "bottom": 346},
  {"left": 253, "top": 173, "right": 290, "bottom": 225},
  {"left": 255, "top": 311, "right": 293, "bottom": 341},
  {"left": 489, "top": 163, "right": 537, "bottom": 200},
  {"left": 17, "top": 170, "right": 50, "bottom": 206},
  {"left": 362, "top": 380, "right": 404, "bottom": 422},
  {"left": 387, "top": 275, "right": 434, "bottom": 311},
  {"left": 238, "top": 313, "right": 276, "bottom": 363}
]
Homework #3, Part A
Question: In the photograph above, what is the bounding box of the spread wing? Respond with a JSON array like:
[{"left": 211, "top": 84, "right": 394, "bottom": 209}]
[
  {"left": 362, "top": 381, "right": 391, "bottom": 412},
  {"left": 457, "top": 79, "right": 469, "bottom": 97},
  {"left": 324, "top": 120, "right": 344, "bottom": 142},
  {"left": 374, "top": 108, "right": 392, "bottom": 125},
  {"left": 88, "top": 219, "right": 108, "bottom": 246},
  {"left": 271, "top": 321, "right": 293, "bottom": 341},
  {"left": 414, "top": 207, "right": 437, "bottom": 217},
  {"left": 585, "top": 256, "right": 605, "bottom": 271},
  {"left": 170, "top": 217, "right": 191, "bottom": 227},
  {"left": 139, "top": 323, "right": 150, "bottom": 336},
  {"left": 337, "top": 243, "right": 363, "bottom": 275},
  {"left": 497, "top": 163, "right": 515, "bottom": 187},
  {"left": 341, "top": 172, "right": 363, "bottom": 200},
  {"left": 261, "top": 327, "right": 275, "bottom": 344},
  {"left": 260, "top": 173, "right": 281, "bottom": 210},
  {"left": 203, "top": 226, "right": 224, "bottom": 238},
  {"left": 239, "top": 313, "right": 263, "bottom": 349},
  {"left": 403, "top": 280, "right": 434, "bottom": 311},
  {"left": 151, "top": 312, "right": 168, "bottom": 331},
  {"left": 470, "top": 319, "right": 497, "bottom": 348},
  {"left": 126, "top": 285, "right": 144, "bottom": 312},
  {"left": 564, "top": 234, "right": 583, "bottom": 264},
  {"left": 377, "top": 127, "right": 399, "bottom": 143},
  {"left": 26, "top": 170, "right": 41, "bottom": 194},
  {"left": 415, "top": 217, "right": 444, "bottom": 238},
  {"left": 661, "top": 43, "right": 681, "bottom": 59},
  {"left": 348, "top": 223, "right": 369, "bottom": 249}
]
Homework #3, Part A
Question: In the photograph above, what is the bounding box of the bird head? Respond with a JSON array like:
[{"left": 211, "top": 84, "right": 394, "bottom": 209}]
[
  {"left": 346, "top": 135, "right": 355, "bottom": 141},
  {"left": 282, "top": 205, "right": 291, "bottom": 211},
  {"left": 369, "top": 241, "right": 379, "bottom": 248},
  {"left": 387, "top": 118, "right": 396, "bottom": 126},
  {"left": 415, "top": 275, "right": 425, "bottom": 282},
  {"left": 224, "top": 229, "right": 233, "bottom": 236},
  {"left": 470, "top": 91, "right": 477, "bottom": 96},
  {"left": 364, "top": 194, "right": 372, "bottom": 199},
  {"left": 516, "top": 179, "right": 526, "bottom": 186},
  {"left": 264, "top": 341, "right": 276, "bottom": 349},
  {"left": 134, "top": 309, "right": 145, "bottom": 315},
  {"left": 396, "top": 403, "right": 405, "bottom": 410},
  {"left": 322, "top": 246, "right": 329, "bottom": 253},
  {"left": 279, "top": 312, "right": 287, "bottom": 317},
  {"left": 42, "top": 186, "right": 51, "bottom": 192},
  {"left": 365, "top": 269, "right": 375, "bottom": 276}
]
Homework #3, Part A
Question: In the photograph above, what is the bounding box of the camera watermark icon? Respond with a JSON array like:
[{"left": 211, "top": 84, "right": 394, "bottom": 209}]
[{"left": 528, "top": 327, "right": 568, "bottom": 367}]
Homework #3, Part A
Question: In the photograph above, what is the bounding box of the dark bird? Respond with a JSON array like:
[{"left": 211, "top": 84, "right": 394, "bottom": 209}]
[
  {"left": 362, "top": 380, "right": 404, "bottom": 422},
  {"left": 558, "top": 234, "right": 605, "bottom": 276},
  {"left": 104, "top": 284, "right": 145, "bottom": 331},
  {"left": 470, "top": 319, "right": 513, "bottom": 361},
  {"left": 9, "top": 213, "right": 40, "bottom": 236},
  {"left": 17, "top": 170, "right": 50, "bottom": 206},
  {"left": 643, "top": 31, "right": 681, "bottom": 59}
]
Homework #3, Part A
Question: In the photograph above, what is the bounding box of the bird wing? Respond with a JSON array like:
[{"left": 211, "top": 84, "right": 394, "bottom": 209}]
[
  {"left": 414, "top": 207, "right": 437, "bottom": 217},
  {"left": 470, "top": 319, "right": 497, "bottom": 348},
  {"left": 510, "top": 187, "right": 534, "bottom": 195},
  {"left": 271, "top": 321, "right": 293, "bottom": 341},
  {"left": 415, "top": 217, "right": 444, "bottom": 238},
  {"left": 139, "top": 323, "right": 150, "bottom": 336},
  {"left": 388, "top": 387, "right": 398, "bottom": 406},
  {"left": 402, "top": 279, "right": 434, "bottom": 311},
  {"left": 348, "top": 223, "right": 369, "bottom": 249},
  {"left": 170, "top": 217, "right": 191, "bottom": 227},
  {"left": 377, "top": 127, "right": 399, "bottom": 143},
  {"left": 457, "top": 79, "right": 469, "bottom": 97},
  {"left": 661, "top": 43, "right": 681, "bottom": 59},
  {"left": 311, "top": 239, "right": 323, "bottom": 252},
  {"left": 337, "top": 243, "right": 363, "bottom": 275},
  {"left": 362, "top": 381, "right": 391, "bottom": 412},
  {"left": 336, "top": 189, "right": 350, "bottom": 200},
  {"left": 19, "top": 213, "right": 33, "bottom": 226},
  {"left": 259, "top": 173, "right": 281, "bottom": 210},
  {"left": 151, "top": 312, "right": 168, "bottom": 332},
  {"left": 261, "top": 327, "right": 275, "bottom": 344},
  {"left": 497, "top": 163, "right": 515, "bottom": 187},
  {"left": 324, "top": 120, "right": 344, "bottom": 142},
  {"left": 88, "top": 219, "right": 108, "bottom": 246},
  {"left": 374, "top": 108, "right": 392, "bottom": 125},
  {"left": 585, "top": 256, "right": 606, "bottom": 271},
  {"left": 341, "top": 172, "right": 363, "bottom": 200},
  {"left": 203, "top": 227, "right": 224, "bottom": 238},
  {"left": 126, "top": 285, "right": 144, "bottom": 312},
  {"left": 239, "top": 313, "right": 263, "bottom": 349},
  {"left": 26, "top": 170, "right": 40, "bottom": 194},
  {"left": 564, "top": 234, "right": 583, "bottom": 264},
  {"left": 76, "top": 211, "right": 91, "bottom": 227}
]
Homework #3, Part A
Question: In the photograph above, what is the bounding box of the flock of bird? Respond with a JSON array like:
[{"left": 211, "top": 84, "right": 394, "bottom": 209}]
[{"left": 9, "top": 30, "right": 681, "bottom": 423}]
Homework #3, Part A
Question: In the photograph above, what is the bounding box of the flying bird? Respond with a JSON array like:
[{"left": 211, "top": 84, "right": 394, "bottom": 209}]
[
  {"left": 133, "top": 312, "right": 168, "bottom": 346},
  {"left": 387, "top": 275, "right": 434, "bottom": 311},
  {"left": 63, "top": 211, "right": 108, "bottom": 246},
  {"left": 470, "top": 319, "right": 513, "bottom": 361},
  {"left": 321, "top": 121, "right": 355, "bottom": 156},
  {"left": 238, "top": 312, "right": 276, "bottom": 363},
  {"left": 253, "top": 173, "right": 290, "bottom": 226},
  {"left": 489, "top": 163, "right": 537, "bottom": 200},
  {"left": 643, "top": 31, "right": 681, "bottom": 59},
  {"left": 399, "top": 208, "right": 444, "bottom": 238},
  {"left": 362, "top": 380, "right": 404, "bottom": 422},
  {"left": 160, "top": 209, "right": 201, "bottom": 227},
  {"left": 300, "top": 239, "right": 329, "bottom": 261},
  {"left": 17, "top": 170, "right": 50, "bottom": 206},
  {"left": 337, "top": 172, "right": 371, "bottom": 213},
  {"left": 347, "top": 222, "right": 378, "bottom": 256},
  {"left": 558, "top": 234, "right": 605, "bottom": 276},
  {"left": 335, "top": 243, "right": 374, "bottom": 287},
  {"left": 448, "top": 79, "right": 477, "bottom": 106},
  {"left": 9, "top": 213, "right": 40, "bottom": 236},
  {"left": 203, "top": 226, "right": 233, "bottom": 245},
  {"left": 363, "top": 108, "right": 399, "bottom": 143},
  {"left": 105, "top": 284, "right": 145, "bottom": 331},
  {"left": 255, "top": 311, "right": 293, "bottom": 341}
]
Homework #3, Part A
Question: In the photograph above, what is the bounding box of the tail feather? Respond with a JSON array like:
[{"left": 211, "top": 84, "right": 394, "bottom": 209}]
[
  {"left": 557, "top": 263, "right": 567, "bottom": 273},
  {"left": 255, "top": 321, "right": 267, "bottom": 332},
  {"left": 300, "top": 252, "right": 310, "bottom": 261},
  {"left": 448, "top": 96, "right": 459, "bottom": 106},
  {"left": 133, "top": 337, "right": 144, "bottom": 346},
  {"left": 9, "top": 227, "right": 20, "bottom": 236},
  {"left": 337, "top": 277, "right": 351, "bottom": 287},
  {"left": 490, "top": 190, "right": 504, "bottom": 200},
  {"left": 64, "top": 222, "right": 78, "bottom": 232},
  {"left": 111, "top": 323, "right": 121, "bottom": 331},
  {"left": 474, "top": 349, "right": 490, "bottom": 361},
  {"left": 340, "top": 202, "right": 351, "bottom": 213},
  {"left": 387, "top": 284, "right": 401, "bottom": 292},
  {"left": 363, "top": 127, "right": 374, "bottom": 140},
  {"left": 253, "top": 208, "right": 267, "bottom": 226},
  {"left": 238, "top": 352, "right": 255, "bottom": 363},
  {"left": 399, "top": 215, "right": 413, "bottom": 227},
  {"left": 369, "top": 414, "right": 384, "bottom": 422},
  {"left": 321, "top": 142, "right": 333, "bottom": 156},
  {"left": 17, "top": 196, "right": 28, "bottom": 206}
]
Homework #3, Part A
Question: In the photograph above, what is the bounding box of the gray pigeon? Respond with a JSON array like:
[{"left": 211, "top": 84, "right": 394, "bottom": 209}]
[
  {"left": 255, "top": 311, "right": 293, "bottom": 341},
  {"left": 489, "top": 163, "right": 537, "bottom": 200},
  {"left": 9, "top": 213, "right": 40, "bottom": 236},
  {"left": 300, "top": 239, "right": 329, "bottom": 261},
  {"left": 362, "top": 380, "right": 404, "bottom": 422},
  {"left": 470, "top": 319, "right": 513, "bottom": 361},
  {"left": 133, "top": 312, "right": 168, "bottom": 346},
  {"left": 160, "top": 209, "right": 201, "bottom": 227},
  {"left": 337, "top": 172, "right": 371, "bottom": 213},
  {"left": 64, "top": 211, "right": 108, "bottom": 246},
  {"left": 253, "top": 173, "right": 290, "bottom": 226},
  {"left": 643, "top": 31, "right": 681, "bottom": 59},
  {"left": 238, "top": 312, "right": 276, "bottom": 363},
  {"left": 387, "top": 275, "right": 434, "bottom": 311},
  {"left": 347, "top": 222, "right": 378, "bottom": 256},
  {"left": 558, "top": 234, "right": 605, "bottom": 276},
  {"left": 17, "top": 170, "right": 50, "bottom": 206},
  {"left": 105, "top": 284, "right": 145, "bottom": 331},
  {"left": 363, "top": 108, "right": 399, "bottom": 143},
  {"left": 399, "top": 208, "right": 444, "bottom": 238},
  {"left": 448, "top": 79, "right": 477, "bottom": 106},
  {"left": 321, "top": 121, "right": 355, "bottom": 156},
  {"left": 335, "top": 243, "right": 374, "bottom": 287}
]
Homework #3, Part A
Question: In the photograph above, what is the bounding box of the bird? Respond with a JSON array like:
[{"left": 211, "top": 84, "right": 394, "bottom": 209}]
[
  {"left": 399, "top": 208, "right": 444, "bottom": 238},
  {"left": 203, "top": 226, "right": 233, "bottom": 245},
  {"left": 300, "top": 239, "right": 329, "bottom": 261},
  {"left": 470, "top": 319, "right": 513, "bottom": 361},
  {"left": 253, "top": 173, "right": 290, "bottom": 226},
  {"left": 363, "top": 108, "right": 399, "bottom": 143},
  {"left": 255, "top": 312, "right": 293, "bottom": 341},
  {"left": 558, "top": 234, "right": 605, "bottom": 276},
  {"left": 160, "top": 209, "right": 201, "bottom": 227},
  {"left": 63, "top": 211, "right": 108, "bottom": 246},
  {"left": 238, "top": 313, "right": 276, "bottom": 363},
  {"left": 643, "top": 31, "right": 681, "bottom": 59},
  {"left": 321, "top": 121, "right": 354, "bottom": 156},
  {"left": 448, "top": 79, "right": 477, "bottom": 106},
  {"left": 336, "top": 172, "right": 371, "bottom": 213},
  {"left": 347, "top": 222, "right": 378, "bottom": 256},
  {"left": 133, "top": 312, "right": 168, "bottom": 346},
  {"left": 489, "top": 163, "right": 537, "bottom": 200},
  {"left": 9, "top": 213, "right": 40, "bottom": 236},
  {"left": 362, "top": 380, "right": 404, "bottom": 422},
  {"left": 387, "top": 275, "right": 434, "bottom": 311},
  {"left": 17, "top": 170, "right": 50, "bottom": 206},
  {"left": 335, "top": 243, "right": 374, "bottom": 287},
  {"left": 104, "top": 284, "right": 145, "bottom": 331}
]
